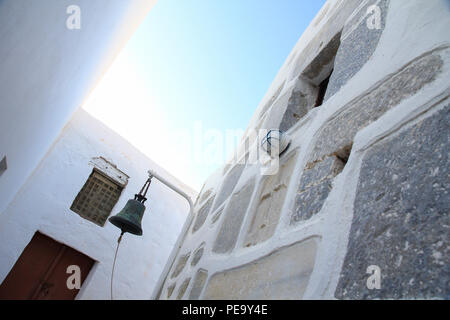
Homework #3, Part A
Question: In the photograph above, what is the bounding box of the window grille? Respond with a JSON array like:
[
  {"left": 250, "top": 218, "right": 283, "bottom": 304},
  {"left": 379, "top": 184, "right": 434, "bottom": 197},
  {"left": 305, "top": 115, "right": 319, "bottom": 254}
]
[{"left": 70, "top": 169, "right": 123, "bottom": 226}]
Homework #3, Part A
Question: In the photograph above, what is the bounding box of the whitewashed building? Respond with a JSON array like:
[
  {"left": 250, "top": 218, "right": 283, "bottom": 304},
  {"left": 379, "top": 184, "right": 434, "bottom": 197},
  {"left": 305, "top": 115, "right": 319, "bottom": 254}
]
[
  {"left": 0, "top": 0, "right": 196, "bottom": 300},
  {"left": 0, "top": 109, "right": 195, "bottom": 299},
  {"left": 154, "top": 0, "right": 450, "bottom": 300}
]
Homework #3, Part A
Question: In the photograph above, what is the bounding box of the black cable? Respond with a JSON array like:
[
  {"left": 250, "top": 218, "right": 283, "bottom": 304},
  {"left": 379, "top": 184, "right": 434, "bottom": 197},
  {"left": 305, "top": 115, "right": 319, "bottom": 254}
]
[{"left": 111, "top": 231, "right": 124, "bottom": 300}]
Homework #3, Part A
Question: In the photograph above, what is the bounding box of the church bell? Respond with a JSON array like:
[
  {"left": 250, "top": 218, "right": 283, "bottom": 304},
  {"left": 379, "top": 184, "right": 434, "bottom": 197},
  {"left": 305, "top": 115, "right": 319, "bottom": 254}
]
[{"left": 108, "top": 176, "right": 152, "bottom": 236}]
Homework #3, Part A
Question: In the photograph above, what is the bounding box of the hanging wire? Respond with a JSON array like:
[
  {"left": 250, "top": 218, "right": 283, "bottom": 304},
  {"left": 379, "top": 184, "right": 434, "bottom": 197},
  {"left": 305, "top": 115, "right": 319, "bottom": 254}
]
[{"left": 110, "top": 231, "right": 124, "bottom": 300}]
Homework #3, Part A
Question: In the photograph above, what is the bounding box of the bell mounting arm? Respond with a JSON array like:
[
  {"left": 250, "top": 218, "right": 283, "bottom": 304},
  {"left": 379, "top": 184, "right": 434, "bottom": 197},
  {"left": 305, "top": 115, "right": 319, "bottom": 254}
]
[{"left": 147, "top": 169, "right": 195, "bottom": 299}]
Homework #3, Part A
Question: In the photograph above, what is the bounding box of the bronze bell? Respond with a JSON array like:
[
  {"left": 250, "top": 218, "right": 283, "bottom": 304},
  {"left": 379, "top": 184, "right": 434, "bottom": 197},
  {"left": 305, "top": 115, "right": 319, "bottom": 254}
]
[
  {"left": 108, "top": 177, "right": 152, "bottom": 236},
  {"left": 109, "top": 199, "right": 145, "bottom": 235}
]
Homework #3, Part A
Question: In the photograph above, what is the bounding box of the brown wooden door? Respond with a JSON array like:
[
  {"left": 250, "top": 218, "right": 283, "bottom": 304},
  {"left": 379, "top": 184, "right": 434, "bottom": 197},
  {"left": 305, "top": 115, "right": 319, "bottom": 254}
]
[{"left": 0, "top": 232, "right": 95, "bottom": 300}]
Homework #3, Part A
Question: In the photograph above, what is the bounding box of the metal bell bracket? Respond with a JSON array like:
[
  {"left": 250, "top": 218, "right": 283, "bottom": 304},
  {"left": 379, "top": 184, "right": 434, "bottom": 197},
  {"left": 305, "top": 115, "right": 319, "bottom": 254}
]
[{"left": 135, "top": 175, "right": 153, "bottom": 204}]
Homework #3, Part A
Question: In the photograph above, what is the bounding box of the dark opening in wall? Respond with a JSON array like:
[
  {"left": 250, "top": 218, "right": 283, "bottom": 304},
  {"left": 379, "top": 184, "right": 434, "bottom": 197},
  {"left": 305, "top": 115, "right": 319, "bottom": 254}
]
[
  {"left": 278, "top": 32, "right": 341, "bottom": 132},
  {"left": 333, "top": 143, "right": 353, "bottom": 165},
  {"left": 315, "top": 70, "right": 333, "bottom": 107},
  {"left": 303, "top": 32, "right": 342, "bottom": 108},
  {"left": 0, "top": 156, "right": 7, "bottom": 177}
]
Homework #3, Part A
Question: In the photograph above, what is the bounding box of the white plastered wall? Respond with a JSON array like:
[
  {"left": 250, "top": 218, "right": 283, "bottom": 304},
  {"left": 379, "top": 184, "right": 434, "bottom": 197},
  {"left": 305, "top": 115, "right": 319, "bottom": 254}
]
[
  {"left": 0, "top": 0, "right": 157, "bottom": 215},
  {"left": 0, "top": 109, "right": 196, "bottom": 299}
]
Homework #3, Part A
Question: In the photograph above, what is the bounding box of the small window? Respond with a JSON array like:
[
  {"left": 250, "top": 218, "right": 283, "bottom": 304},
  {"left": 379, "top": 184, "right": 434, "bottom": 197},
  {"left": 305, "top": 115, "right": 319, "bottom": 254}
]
[{"left": 70, "top": 169, "right": 123, "bottom": 226}]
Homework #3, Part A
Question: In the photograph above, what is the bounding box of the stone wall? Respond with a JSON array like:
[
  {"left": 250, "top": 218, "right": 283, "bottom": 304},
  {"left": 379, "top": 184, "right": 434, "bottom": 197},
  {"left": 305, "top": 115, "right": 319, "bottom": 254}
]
[{"left": 154, "top": 0, "right": 450, "bottom": 300}]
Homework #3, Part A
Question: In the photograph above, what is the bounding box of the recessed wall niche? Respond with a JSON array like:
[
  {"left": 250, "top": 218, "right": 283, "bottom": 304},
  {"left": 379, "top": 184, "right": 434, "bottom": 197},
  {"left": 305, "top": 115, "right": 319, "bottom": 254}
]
[
  {"left": 279, "top": 32, "right": 341, "bottom": 132},
  {"left": 244, "top": 151, "right": 298, "bottom": 247}
]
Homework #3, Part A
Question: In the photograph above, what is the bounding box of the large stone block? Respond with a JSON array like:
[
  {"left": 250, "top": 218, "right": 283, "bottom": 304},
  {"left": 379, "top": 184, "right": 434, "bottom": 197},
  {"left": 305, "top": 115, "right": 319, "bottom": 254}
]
[
  {"left": 292, "top": 180, "right": 333, "bottom": 223},
  {"left": 262, "top": 88, "right": 295, "bottom": 131},
  {"left": 279, "top": 79, "right": 317, "bottom": 132},
  {"left": 289, "top": 0, "right": 361, "bottom": 82},
  {"left": 192, "top": 195, "right": 215, "bottom": 233},
  {"left": 310, "top": 50, "right": 443, "bottom": 162},
  {"left": 198, "top": 189, "right": 212, "bottom": 204},
  {"left": 211, "top": 208, "right": 223, "bottom": 224},
  {"left": 166, "top": 283, "right": 175, "bottom": 299},
  {"left": 291, "top": 156, "right": 344, "bottom": 224},
  {"left": 302, "top": 32, "right": 342, "bottom": 84},
  {"left": 245, "top": 153, "right": 298, "bottom": 247},
  {"left": 170, "top": 251, "right": 191, "bottom": 279},
  {"left": 191, "top": 242, "right": 205, "bottom": 267},
  {"left": 176, "top": 277, "right": 191, "bottom": 300},
  {"left": 213, "top": 179, "right": 256, "bottom": 254},
  {"left": 213, "top": 164, "right": 245, "bottom": 211},
  {"left": 280, "top": 1, "right": 389, "bottom": 131},
  {"left": 300, "top": 156, "right": 344, "bottom": 191},
  {"left": 189, "top": 269, "right": 208, "bottom": 300},
  {"left": 325, "top": 0, "right": 390, "bottom": 100},
  {"left": 204, "top": 237, "right": 319, "bottom": 299},
  {"left": 335, "top": 106, "right": 450, "bottom": 299}
]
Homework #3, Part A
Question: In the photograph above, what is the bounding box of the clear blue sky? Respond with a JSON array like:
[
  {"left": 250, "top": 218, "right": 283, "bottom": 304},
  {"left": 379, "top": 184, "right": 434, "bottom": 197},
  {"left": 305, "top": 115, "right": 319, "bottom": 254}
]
[{"left": 84, "top": 0, "right": 326, "bottom": 191}]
